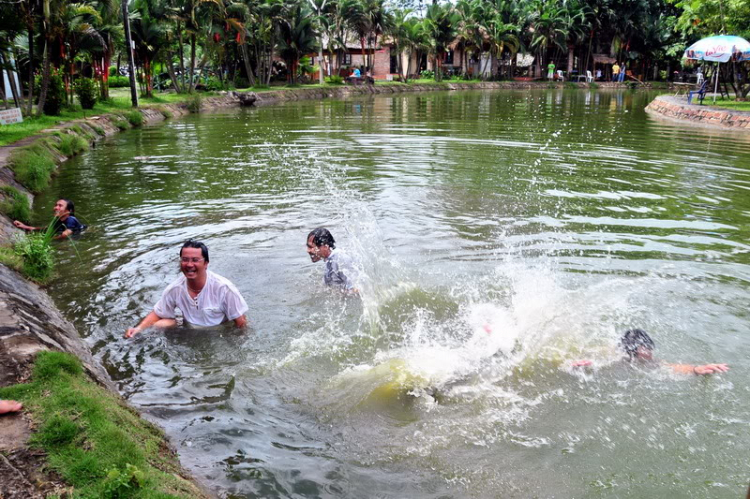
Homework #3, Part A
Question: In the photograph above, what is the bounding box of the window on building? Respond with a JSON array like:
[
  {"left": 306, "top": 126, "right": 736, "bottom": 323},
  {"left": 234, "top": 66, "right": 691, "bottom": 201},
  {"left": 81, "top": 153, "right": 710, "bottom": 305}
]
[
  {"left": 390, "top": 53, "right": 398, "bottom": 74},
  {"left": 445, "top": 50, "right": 454, "bottom": 65},
  {"left": 343, "top": 53, "right": 352, "bottom": 65}
]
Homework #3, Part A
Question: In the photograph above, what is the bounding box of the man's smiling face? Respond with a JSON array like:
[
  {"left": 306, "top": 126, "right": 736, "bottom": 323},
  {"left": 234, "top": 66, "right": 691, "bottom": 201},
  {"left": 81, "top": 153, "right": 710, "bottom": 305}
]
[{"left": 180, "top": 247, "right": 208, "bottom": 280}]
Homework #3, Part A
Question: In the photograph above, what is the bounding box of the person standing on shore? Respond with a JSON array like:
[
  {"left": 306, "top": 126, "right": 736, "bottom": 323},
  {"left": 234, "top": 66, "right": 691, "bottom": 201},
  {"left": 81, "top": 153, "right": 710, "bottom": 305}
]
[
  {"left": 13, "top": 198, "right": 84, "bottom": 240},
  {"left": 125, "top": 240, "right": 248, "bottom": 338},
  {"left": 547, "top": 61, "right": 555, "bottom": 80},
  {"left": 612, "top": 62, "right": 620, "bottom": 82}
]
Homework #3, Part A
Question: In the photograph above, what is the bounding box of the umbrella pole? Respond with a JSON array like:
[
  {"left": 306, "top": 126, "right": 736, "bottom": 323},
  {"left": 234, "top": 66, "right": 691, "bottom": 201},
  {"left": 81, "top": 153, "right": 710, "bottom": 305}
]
[{"left": 713, "top": 62, "right": 719, "bottom": 103}]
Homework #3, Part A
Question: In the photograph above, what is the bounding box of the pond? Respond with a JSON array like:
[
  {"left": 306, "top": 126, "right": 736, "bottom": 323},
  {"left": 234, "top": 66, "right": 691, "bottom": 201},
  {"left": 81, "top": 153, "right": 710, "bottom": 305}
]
[{"left": 36, "top": 89, "right": 750, "bottom": 498}]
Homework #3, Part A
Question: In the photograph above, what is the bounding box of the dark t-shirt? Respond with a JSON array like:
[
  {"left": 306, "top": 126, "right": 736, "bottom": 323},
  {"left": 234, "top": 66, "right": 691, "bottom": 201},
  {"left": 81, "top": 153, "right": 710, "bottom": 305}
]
[{"left": 53, "top": 216, "right": 84, "bottom": 235}]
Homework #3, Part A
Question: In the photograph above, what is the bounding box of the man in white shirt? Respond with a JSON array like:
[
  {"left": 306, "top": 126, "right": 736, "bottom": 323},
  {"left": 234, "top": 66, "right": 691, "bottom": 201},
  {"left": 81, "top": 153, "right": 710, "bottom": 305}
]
[
  {"left": 125, "top": 240, "right": 248, "bottom": 338},
  {"left": 306, "top": 228, "right": 358, "bottom": 292}
]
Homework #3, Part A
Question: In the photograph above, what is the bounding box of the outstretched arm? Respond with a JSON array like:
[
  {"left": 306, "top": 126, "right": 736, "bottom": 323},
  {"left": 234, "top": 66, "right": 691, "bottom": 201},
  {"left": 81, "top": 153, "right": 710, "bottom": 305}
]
[
  {"left": 668, "top": 363, "right": 729, "bottom": 375},
  {"left": 125, "top": 311, "right": 166, "bottom": 338},
  {"left": 571, "top": 360, "right": 593, "bottom": 367},
  {"left": 13, "top": 220, "right": 40, "bottom": 231}
]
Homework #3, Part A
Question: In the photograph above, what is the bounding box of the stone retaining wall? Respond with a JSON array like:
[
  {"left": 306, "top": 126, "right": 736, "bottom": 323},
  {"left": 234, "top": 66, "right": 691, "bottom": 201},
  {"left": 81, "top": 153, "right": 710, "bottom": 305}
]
[{"left": 646, "top": 95, "right": 750, "bottom": 129}]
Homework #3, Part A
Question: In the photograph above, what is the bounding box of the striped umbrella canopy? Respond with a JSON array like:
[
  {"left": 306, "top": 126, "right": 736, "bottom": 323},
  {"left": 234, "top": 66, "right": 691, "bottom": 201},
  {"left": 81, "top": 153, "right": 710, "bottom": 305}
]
[{"left": 683, "top": 35, "right": 750, "bottom": 63}]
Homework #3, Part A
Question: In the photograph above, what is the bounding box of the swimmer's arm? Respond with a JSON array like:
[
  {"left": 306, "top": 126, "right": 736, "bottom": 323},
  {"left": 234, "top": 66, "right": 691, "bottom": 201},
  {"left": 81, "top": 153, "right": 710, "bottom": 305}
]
[
  {"left": 53, "top": 228, "right": 72, "bottom": 240},
  {"left": 13, "top": 220, "right": 40, "bottom": 231},
  {"left": 571, "top": 360, "right": 593, "bottom": 367},
  {"left": 233, "top": 315, "right": 247, "bottom": 328},
  {"left": 667, "top": 363, "right": 729, "bottom": 375},
  {"left": 125, "top": 311, "right": 163, "bottom": 338}
]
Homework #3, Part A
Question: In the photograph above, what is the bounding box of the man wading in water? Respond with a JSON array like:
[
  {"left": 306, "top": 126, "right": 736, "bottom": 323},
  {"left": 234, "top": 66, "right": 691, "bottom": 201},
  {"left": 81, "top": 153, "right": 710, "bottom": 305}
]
[
  {"left": 125, "top": 240, "right": 248, "bottom": 338},
  {"left": 306, "top": 228, "right": 359, "bottom": 293},
  {"left": 572, "top": 329, "right": 729, "bottom": 375},
  {"left": 13, "top": 198, "right": 84, "bottom": 240}
]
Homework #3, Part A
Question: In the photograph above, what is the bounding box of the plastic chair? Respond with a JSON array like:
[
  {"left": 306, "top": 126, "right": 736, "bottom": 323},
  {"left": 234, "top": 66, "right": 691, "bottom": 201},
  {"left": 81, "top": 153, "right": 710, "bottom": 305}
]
[
  {"left": 688, "top": 79, "right": 708, "bottom": 105},
  {"left": 556, "top": 70, "right": 564, "bottom": 82},
  {"left": 585, "top": 70, "right": 593, "bottom": 83},
  {"left": 696, "top": 72, "right": 704, "bottom": 85}
]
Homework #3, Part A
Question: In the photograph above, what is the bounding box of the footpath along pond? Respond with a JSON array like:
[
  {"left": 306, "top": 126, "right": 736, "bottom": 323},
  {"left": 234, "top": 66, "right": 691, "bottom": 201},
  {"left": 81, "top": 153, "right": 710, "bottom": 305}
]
[{"left": 36, "top": 89, "right": 750, "bottom": 498}]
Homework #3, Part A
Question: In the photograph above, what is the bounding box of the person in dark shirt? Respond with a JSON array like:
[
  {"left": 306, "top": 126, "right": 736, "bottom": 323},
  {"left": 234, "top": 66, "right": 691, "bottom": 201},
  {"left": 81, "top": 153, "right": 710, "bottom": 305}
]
[{"left": 13, "top": 198, "right": 84, "bottom": 240}]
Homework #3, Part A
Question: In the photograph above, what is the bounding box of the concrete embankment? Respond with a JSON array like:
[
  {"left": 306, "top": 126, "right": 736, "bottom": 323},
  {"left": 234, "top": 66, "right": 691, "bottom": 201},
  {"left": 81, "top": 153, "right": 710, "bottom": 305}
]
[{"left": 646, "top": 95, "right": 750, "bottom": 130}]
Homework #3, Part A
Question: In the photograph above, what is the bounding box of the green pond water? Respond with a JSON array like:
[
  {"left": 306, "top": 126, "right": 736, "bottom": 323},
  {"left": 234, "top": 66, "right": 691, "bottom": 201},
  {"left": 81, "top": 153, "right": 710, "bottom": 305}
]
[{"left": 35, "top": 89, "right": 750, "bottom": 498}]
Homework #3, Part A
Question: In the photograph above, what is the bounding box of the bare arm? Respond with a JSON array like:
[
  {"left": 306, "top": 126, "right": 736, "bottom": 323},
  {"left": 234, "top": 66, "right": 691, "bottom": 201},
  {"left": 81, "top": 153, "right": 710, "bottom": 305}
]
[
  {"left": 668, "top": 363, "right": 729, "bottom": 375},
  {"left": 233, "top": 315, "right": 248, "bottom": 328},
  {"left": 125, "top": 311, "right": 163, "bottom": 338},
  {"left": 53, "top": 229, "right": 72, "bottom": 240},
  {"left": 13, "top": 220, "right": 40, "bottom": 231}
]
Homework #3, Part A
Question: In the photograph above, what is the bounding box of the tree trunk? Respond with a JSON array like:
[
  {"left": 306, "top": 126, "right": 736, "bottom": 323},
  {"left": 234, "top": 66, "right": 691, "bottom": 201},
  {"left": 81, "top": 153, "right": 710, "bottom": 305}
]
[
  {"left": 318, "top": 35, "right": 325, "bottom": 84},
  {"left": 188, "top": 34, "right": 197, "bottom": 92},
  {"left": 166, "top": 52, "right": 181, "bottom": 92},
  {"left": 26, "top": 25, "right": 34, "bottom": 116},
  {"left": 567, "top": 45, "right": 574, "bottom": 75},
  {"left": 178, "top": 25, "right": 186, "bottom": 90},
  {"left": 240, "top": 44, "right": 257, "bottom": 87},
  {"left": 122, "top": 0, "right": 138, "bottom": 106},
  {"left": 36, "top": 41, "right": 51, "bottom": 117},
  {"left": 1, "top": 51, "right": 21, "bottom": 108}
]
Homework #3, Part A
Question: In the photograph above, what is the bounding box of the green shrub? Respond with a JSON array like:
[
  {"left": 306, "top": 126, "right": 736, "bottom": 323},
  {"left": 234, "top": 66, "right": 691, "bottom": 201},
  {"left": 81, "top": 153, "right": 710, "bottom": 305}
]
[
  {"left": 420, "top": 69, "right": 435, "bottom": 79},
  {"left": 589, "top": 82, "right": 599, "bottom": 89},
  {"left": 91, "top": 125, "right": 105, "bottom": 136},
  {"left": 43, "top": 74, "right": 66, "bottom": 116},
  {"left": 107, "top": 75, "right": 130, "bottom": 87},
  {"left": 13, "top": 222, "right": 56, "bottom": 282},
  {"left": 234, "top": 76, "right": 250, "bottom": 88},
  {"left": 124, "top": 110, "right": 143, "bottom": 127},
  {"left": 75, "top": 77, "right": 98, "bottom": 109},
  {"left": 326, "top": 75, "right": 344, "bottom": 85},
  {"left": 0, "top": 186, "right": 31, "bottom": 223},
  {"left": 111, "top": 118, "right": 129, "bottom": 130},
  {"left": 203, "top": 77, "right": 225, "bottom": 91},
  {"left": 9, "top": 143, "right": 57, "bottom": 193},
  {"left": 186, "top": 93, "right": 202, "bottom": 113},
  {"left": 564, "top": 81, "right": 578, "bottom": 89},
  {"left": 56, "top": 133, "right": 89, "bottom": 156},
  {"left": 102, "top": 464, "right": 146, "bottom": 499}
]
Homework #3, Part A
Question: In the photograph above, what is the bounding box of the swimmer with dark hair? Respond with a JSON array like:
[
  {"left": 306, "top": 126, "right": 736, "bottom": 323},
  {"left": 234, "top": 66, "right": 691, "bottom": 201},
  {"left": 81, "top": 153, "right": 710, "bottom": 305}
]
[{"left": 572, "top": 329, "right": 729, "bottom": 375}]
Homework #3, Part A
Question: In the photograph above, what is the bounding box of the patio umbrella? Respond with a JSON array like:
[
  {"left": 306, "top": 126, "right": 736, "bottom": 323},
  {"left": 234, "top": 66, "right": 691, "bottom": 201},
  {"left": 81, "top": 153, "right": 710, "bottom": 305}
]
[{"left": 683, "top": 35, "right": 750, "bottom": 103}]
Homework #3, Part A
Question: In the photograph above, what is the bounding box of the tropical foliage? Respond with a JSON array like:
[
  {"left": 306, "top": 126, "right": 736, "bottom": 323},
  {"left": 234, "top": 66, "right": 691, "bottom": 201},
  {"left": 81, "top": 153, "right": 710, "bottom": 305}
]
[{"left": 1, "top": 0, "right": 749, "bottom": 117}]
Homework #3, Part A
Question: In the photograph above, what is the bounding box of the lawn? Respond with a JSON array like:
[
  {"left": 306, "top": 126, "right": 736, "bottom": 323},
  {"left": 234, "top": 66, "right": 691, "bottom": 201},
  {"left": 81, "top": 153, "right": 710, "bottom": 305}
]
[{"left": 704, "top": 97, "right": 750, "bottom": 112}]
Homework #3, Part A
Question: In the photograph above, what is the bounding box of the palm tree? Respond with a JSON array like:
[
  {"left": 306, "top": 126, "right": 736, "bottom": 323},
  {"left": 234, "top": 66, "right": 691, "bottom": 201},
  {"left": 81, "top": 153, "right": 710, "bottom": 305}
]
[
  {"left": 423, "top": 2, "right": 458, "bottom": 81},
  {"left": 277, "top": 1, "right": 317, "bottom": 84}
]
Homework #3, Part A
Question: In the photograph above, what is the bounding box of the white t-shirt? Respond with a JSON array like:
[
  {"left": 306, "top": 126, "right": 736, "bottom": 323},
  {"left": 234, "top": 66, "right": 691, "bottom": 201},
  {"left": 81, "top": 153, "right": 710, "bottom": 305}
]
[{"left": 153, "top": 270, "right": 248, "bottom": 327}]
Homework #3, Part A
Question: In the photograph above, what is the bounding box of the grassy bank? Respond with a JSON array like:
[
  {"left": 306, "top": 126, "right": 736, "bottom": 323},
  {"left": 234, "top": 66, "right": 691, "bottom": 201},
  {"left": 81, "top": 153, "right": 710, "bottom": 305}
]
[
  {"left": 0, "top": 91, "right": 199, "bottom": 147},
  {"left": 0, "top": 351, "right": 205, "bottom": 498}
]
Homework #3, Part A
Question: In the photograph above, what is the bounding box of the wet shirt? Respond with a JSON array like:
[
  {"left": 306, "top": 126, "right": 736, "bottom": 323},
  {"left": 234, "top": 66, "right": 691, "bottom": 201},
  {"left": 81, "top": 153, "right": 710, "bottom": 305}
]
[
  {"left": 153, "top": 270, "right": 248, "bottom": 327},
  {"left": 323, "top": 249, "right": 358, "bottom": 291},
  {"left": 53, "top": 216, "right": 84, "bottom": 234}
]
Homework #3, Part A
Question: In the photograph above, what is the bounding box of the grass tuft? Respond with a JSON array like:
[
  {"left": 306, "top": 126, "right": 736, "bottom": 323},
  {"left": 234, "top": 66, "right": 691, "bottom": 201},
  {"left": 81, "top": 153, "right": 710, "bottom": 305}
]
[
  {"left": 112, "top": 117, "right": 129, "bottom": 130},
  {"left": 186, "top": 94, "right": 202, "bottom": 113},
  {"left": 56, "top": 133, "right": 89, "bottom": 157},
  {"left": 0, "top": 185, "right": 31, "bottom": 222},
  {"left": 9, "top": 143, "right": 57, "bottom": 193},
  {"left": 124, "top": 110, "right": 144, "bottom": 127},
  {"left": 33, "top": 350, "right": 84, "bottom": 380},
  {"left": 12, "top": 221, "right": 56, "bottom": 282}
]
